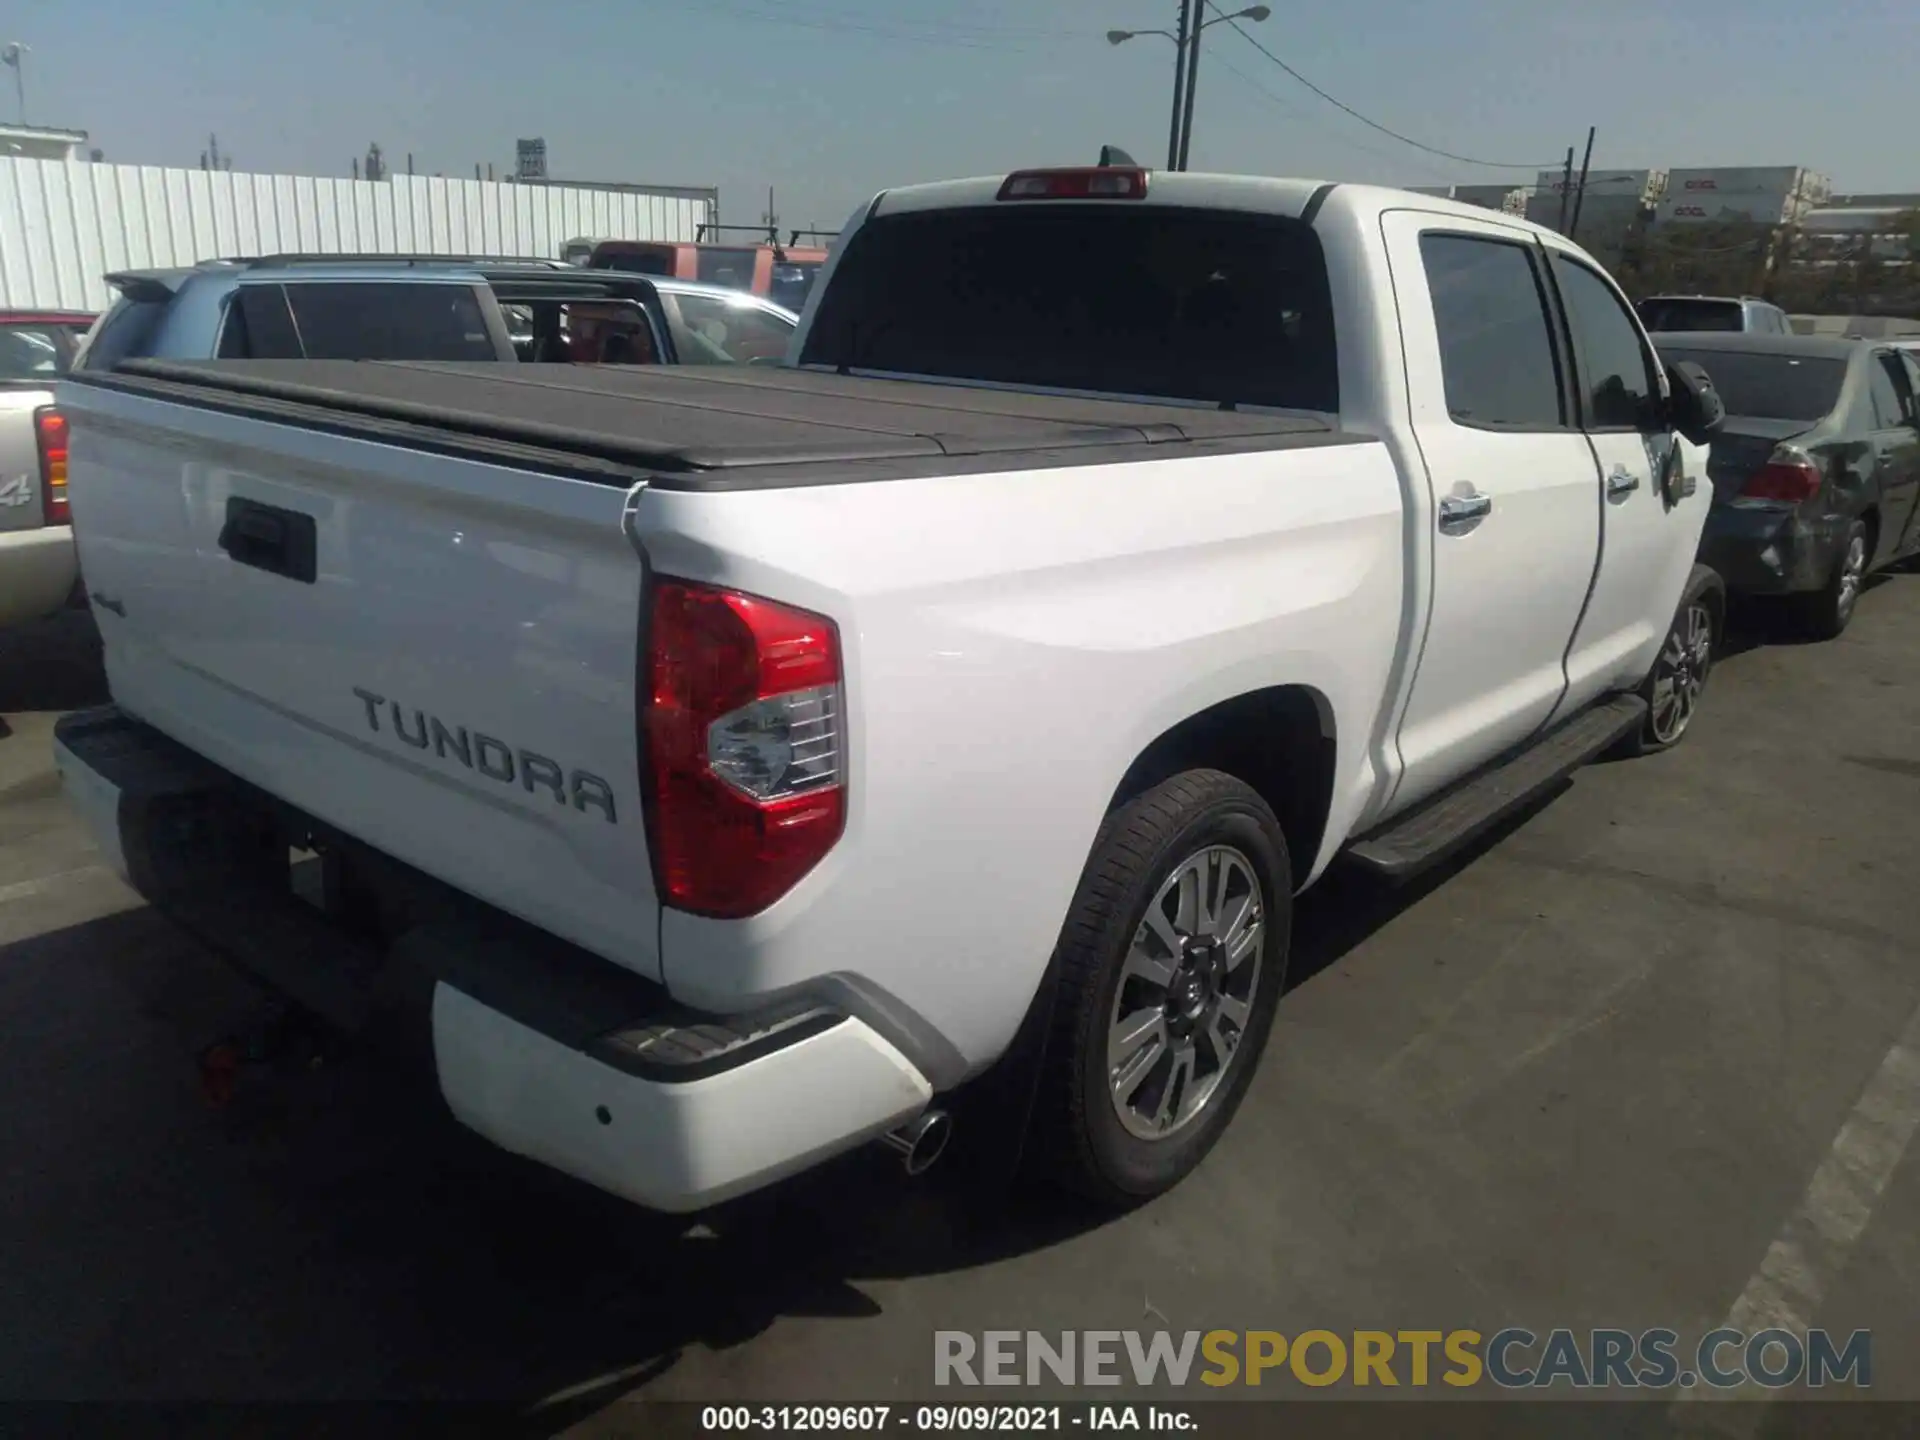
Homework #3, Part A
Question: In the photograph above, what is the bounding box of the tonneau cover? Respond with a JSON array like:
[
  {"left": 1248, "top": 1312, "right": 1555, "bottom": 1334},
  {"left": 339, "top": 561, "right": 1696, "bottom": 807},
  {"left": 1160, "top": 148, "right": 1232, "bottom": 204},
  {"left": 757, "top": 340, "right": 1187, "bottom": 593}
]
[{"left": 89, "top": 358, "right": 1335, "bottom": 480}]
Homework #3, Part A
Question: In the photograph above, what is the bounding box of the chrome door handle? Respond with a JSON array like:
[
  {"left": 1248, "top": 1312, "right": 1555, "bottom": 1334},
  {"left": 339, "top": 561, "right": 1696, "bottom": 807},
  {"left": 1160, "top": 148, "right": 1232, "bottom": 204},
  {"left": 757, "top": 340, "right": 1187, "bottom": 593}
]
[
  {"left": 1607, "top": 467, "right": 1640, "bottom": 500},
  {"left": 1437, "top": 492, "right": 1492, "bottom": 533}
]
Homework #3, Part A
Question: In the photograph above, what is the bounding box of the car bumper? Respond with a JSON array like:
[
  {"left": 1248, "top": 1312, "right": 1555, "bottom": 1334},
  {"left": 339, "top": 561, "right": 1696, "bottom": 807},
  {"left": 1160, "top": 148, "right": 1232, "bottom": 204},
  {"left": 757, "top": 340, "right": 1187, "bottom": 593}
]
[
  {"left": 1696, "top": 504, "right": 1839, "bottom": 596},
  {"left": 51, "top": 706, "right": 933, "bottom": 1214},
  {"left": 0, "top": 523, "right": 77, "bottom": 627}
]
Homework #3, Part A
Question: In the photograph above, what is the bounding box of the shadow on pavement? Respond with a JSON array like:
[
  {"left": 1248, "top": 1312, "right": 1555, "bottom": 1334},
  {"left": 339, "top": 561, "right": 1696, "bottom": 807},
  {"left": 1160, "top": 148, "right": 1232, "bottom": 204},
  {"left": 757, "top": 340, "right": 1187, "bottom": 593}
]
[{"left": 0, "top": 607, "right": 107, "bottom": 716}]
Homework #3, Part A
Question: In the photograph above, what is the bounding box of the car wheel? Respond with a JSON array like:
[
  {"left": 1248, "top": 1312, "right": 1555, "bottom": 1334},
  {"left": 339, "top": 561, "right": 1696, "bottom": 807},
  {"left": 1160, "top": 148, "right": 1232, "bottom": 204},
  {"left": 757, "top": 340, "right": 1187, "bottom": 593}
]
[
  {"left": 1616, "top": 566, "right": 1719, "bottom": 757},
  {"left": 1031, "top": 769, "right": 1291, "bottom": 1205},
  {"left": 1798, "top": 520, "right": 1868, "bottom": 640}
]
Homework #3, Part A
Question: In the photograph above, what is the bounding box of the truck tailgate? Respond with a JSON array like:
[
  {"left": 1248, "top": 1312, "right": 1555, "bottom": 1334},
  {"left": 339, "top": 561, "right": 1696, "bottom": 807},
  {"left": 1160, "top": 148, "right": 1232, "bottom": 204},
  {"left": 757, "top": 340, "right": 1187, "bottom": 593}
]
[{"left": 61, "top": 378, "right": 662, "bottom": 980}]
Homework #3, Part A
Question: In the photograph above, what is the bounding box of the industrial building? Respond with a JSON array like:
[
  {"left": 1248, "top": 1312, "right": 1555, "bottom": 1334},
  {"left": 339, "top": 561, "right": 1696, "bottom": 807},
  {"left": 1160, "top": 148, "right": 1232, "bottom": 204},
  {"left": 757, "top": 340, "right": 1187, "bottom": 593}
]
[{"left": 1655, "top": 167, "right": 1832, "bottom": 227}]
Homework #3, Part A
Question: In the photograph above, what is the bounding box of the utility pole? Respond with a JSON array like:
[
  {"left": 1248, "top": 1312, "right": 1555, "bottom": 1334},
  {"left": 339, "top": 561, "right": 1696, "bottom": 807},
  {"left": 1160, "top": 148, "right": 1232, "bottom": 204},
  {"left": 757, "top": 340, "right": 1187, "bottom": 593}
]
[
  {"left": 1556, "top": 146, "right": 1575, "bottom": 233},
  {"left": 1166, "top": 0, "right": 1192, "bottom": 171},
  {"left": 1111, "top": 5, "right": 1268, "bottom": 172},
  {"left": 1568, "top": 126, "right": 1596, "bottom": 240},
  {"left": 1175, "top": 8, "right": 1205, "bottom": 171}
]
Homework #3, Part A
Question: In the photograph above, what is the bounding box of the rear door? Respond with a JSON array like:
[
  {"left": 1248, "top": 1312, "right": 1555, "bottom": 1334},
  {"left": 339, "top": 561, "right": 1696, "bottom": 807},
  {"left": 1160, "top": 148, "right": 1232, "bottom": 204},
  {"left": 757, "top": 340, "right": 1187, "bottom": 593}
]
[
  {"left": 1380, "top": 212, "right": 1603, "bottom": 813},
  {"left": 1549, "top": 249, "right": 1708, "bottom": 706},
  {"left": 1866, "top": 350, "right": 1920, "bottom": 566}
]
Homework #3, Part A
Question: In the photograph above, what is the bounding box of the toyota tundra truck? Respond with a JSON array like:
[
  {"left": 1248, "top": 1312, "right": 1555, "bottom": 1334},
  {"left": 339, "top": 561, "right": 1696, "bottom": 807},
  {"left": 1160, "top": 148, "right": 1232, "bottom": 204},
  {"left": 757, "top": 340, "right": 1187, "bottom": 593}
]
[{"left": 52, "top": 165, "right": 1726, "bottom": 1212}]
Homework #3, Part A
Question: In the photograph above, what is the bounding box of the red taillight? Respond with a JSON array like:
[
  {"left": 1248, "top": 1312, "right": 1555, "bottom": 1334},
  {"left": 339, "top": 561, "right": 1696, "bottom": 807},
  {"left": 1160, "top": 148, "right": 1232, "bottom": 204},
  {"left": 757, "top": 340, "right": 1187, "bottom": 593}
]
[
  {"left": 35, "top": 406, "right": 68, "bottom": 525},
  {"left": 644, "top": 578, "right": 844, "bottom": 919},
  {"left": 997, "top": 167, "right": 1149, "bottom": 202},
  {"left": 1741, "top": 445, "right": 1822, "bottom": 504}
]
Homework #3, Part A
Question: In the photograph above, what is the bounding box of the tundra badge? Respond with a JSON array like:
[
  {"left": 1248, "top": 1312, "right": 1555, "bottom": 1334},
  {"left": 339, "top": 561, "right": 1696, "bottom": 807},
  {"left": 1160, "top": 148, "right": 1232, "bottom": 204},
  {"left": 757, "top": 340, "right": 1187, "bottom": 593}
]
[{"left": 353, "top": 687, "right": 617, "bottom": 823}]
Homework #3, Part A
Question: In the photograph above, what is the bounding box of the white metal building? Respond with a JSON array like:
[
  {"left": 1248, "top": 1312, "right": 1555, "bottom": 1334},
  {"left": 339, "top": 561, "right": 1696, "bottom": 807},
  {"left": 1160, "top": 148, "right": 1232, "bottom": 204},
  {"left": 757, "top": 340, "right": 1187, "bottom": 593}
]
[{"left": 0, "top": 158, "right": 718, "bottom": 311}]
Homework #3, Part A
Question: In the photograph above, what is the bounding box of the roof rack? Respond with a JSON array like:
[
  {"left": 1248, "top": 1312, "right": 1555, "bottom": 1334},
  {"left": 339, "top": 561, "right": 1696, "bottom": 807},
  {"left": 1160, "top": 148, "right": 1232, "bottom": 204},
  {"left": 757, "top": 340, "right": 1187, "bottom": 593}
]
[{"left": 235, "top": 253, "right": 572, "bottom": 270}]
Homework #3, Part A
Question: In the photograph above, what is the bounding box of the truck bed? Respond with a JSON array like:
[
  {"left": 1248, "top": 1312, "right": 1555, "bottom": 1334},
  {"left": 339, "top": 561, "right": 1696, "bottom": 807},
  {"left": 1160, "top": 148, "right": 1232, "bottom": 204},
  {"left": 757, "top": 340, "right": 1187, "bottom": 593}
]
[{"left": 74, "top": 358, "right": 1359, "bottom": 491}]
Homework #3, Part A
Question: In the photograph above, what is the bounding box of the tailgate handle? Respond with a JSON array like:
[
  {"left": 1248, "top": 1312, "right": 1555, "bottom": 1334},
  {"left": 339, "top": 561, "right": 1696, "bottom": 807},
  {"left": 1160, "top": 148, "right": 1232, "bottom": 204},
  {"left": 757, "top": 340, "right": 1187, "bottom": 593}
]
[{"left": 218, "top": 498, "right": 317, "bottom": 584}]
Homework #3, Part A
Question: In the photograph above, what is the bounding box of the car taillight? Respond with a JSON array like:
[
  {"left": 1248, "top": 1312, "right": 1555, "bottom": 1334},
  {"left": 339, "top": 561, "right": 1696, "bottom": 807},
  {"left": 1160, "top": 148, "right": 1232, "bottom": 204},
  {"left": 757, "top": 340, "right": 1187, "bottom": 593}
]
[
  {"left": 35, "top": 407, "right": 68, "bottom": 524},
  {"left": 1741, "top": 445, "right": 1822, "bottom": 504},
  {"left": 644, "top": 578, "right": 844, "bottom": 918},
  {"left": 997, "top": 166, "right": 1149, "bottom": 201}
]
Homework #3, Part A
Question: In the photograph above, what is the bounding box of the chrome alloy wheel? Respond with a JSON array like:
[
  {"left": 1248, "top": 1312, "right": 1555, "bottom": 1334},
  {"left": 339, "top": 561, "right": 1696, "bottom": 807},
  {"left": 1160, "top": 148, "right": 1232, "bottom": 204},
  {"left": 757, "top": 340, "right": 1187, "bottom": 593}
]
[
  {"left": 1836, "top": 532, "right": 1868, "bottom": 625},
  {"left": 1649, "top": 599, "right": 1713, "bottom": 745},
  {"left": 1106, "top": 845, "right": 1266, "bottom": 1141}
]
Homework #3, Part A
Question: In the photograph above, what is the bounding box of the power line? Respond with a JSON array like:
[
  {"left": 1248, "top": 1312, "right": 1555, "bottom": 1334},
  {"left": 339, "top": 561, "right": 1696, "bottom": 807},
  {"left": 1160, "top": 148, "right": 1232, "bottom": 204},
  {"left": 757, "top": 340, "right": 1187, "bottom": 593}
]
[
  {"left": 1217, "top": 9, "right": 1559, "bottom": 171},
  {"left": 1202, "top": 42, "right": 1459, "bottom": 182}
]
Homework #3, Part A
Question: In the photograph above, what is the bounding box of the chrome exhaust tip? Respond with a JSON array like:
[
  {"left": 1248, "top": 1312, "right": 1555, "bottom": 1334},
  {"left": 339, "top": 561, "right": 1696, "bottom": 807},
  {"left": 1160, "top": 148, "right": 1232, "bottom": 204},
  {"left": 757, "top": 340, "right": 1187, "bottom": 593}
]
[{"left": 881, "top": 1109, "right": 953, "bottom": 1176}]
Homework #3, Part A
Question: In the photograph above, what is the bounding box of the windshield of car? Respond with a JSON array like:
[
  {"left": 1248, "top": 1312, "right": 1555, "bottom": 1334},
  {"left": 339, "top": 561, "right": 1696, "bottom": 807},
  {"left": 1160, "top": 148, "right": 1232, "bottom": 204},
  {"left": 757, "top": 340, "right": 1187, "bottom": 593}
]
[
  {"left": 800, "top": 205, "right": 1338, "bottom": 411},
  {"left": 1659, "top": 347, "right": 1848, "bottom": 423},
  {"left": 0, "top": 320, "right": 89, "bottom": 379},
  {"left": 1637, "top": 298, "right": 1746, "bottom": 333}
]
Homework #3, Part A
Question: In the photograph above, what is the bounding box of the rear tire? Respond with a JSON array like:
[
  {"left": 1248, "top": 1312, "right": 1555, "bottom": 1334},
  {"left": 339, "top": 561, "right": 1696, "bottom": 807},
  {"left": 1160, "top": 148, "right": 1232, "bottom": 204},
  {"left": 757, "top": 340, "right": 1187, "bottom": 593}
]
[
  {"left": 1616, "top": 566, "right": 1719, "bottom": 757},
  {"left": 1030, "top": 770, "right": 1291, "bottom": 1206},
  {"left": 1796, "top": 519, "right": 1868, "bottom": 640}
]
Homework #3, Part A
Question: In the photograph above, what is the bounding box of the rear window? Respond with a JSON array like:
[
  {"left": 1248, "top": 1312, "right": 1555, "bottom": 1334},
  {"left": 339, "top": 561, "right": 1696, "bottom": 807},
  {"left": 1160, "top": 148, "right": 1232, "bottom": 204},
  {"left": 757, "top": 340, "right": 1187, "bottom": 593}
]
[
  {"left": 0, "top": 320, "right": 88, "bottom": 379},
  {"left": 1637, "top": 298, "right": 1745, "bottom": 333},
  {"left": 1659, "top": 348, "right": 1847, "bottom": 423},
  {"left": 767, "top": 261, "right": 821, "bottom": 313},
  {"left": 282, "top": 282, "right": 499, "bottom": 361},
  {"left": 77, "top": 296, "right": 168, "bottom": 370},
  {"left": 800, "top": 206, "right": 1338, "bottom": 411},
  {"left": 591, "top": 245, "right": 677, "bottom": 277},
  {"left": 694, "top": 247, "right": 759, "bottom": 290}
]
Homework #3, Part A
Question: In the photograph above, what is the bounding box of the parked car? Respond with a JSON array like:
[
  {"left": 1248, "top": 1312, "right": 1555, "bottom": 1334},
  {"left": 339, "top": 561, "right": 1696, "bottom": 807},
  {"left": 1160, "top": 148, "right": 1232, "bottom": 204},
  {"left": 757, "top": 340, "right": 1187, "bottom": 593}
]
[
  {"left": 1653, "top": 332, "right": 1920, "bottom": 636},
  {"left": 53, "top": 167, "right": 1724, "bottom": 1214},
  {"left": 75, "top": 256, "right": 796, "bottom": 372},
  {"left": 0, "top": 310, "right": 94, "bottom": 627},
  {"left": 1636, "top": 294, "right": 1793, "bottom": 335}
]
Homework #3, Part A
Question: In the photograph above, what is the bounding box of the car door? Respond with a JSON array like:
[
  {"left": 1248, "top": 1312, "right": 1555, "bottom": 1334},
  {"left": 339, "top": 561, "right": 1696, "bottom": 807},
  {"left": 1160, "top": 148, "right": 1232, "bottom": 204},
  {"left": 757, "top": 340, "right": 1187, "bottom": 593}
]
[
  {"left": 1549, "top": 249, "right": 1709, "bottom": 707},
  {"left": 1865, "top": 350, "right": 1920, "bottom": 565},
  {"left": 1379, "top": 213, "right": 1604, "bottom": 815}
]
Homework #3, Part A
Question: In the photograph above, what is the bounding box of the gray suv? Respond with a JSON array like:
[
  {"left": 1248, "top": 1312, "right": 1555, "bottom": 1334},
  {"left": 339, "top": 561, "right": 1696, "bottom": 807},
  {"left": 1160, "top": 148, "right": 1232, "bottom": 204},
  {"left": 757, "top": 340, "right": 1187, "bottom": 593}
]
[
  {"left": 1635, "top": 294, "right": 1792, "bottom": 336},
  {"left": 75, "top": 255, "right": 797, "bottom": 372}
]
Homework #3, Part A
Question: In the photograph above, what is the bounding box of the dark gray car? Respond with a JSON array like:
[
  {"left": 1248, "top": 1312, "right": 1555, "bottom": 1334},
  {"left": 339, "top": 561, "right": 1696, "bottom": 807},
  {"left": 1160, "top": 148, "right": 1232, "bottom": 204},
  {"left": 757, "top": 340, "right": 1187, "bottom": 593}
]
[{"left": 1653, "top": 332, "right": 1920, "bottom": 637}]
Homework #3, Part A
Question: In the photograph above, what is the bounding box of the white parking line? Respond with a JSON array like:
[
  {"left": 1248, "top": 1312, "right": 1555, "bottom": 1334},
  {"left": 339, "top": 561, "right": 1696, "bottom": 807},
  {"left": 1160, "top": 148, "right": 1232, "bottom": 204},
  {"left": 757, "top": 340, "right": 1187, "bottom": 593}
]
[
  {"left": 1674, "top": 994, "right": 1920, "bottom": 1433},
  {"left": 0, "top": 864, "right": 110, "bottom": 906}
]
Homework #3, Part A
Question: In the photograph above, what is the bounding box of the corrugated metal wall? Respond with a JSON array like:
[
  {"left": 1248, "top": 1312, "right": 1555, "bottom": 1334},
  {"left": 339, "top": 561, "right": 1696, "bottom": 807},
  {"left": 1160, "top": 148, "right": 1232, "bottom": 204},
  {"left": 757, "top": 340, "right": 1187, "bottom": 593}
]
[{"left": 0, "top": 159, "right": 715, "bottom": 311}]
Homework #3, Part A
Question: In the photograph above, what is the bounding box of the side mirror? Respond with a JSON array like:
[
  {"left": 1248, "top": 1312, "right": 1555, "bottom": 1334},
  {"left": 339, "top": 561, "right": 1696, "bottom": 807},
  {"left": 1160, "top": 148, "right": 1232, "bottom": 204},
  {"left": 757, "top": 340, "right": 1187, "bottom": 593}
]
[{"left": 1665, "top": 359, "right": 1726, "bottom": 446}]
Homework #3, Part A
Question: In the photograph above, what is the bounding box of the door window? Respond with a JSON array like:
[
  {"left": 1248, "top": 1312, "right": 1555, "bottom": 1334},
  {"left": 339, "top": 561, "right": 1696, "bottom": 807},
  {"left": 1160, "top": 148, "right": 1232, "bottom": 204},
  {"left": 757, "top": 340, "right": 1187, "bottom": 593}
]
[
  {"left": 1869, "top": 354, "right": 1915, "bottom": 428},
  {"left": 1554, "top": 258, "right": 1661, "bottom": 431},
  {"left": 669, "top": 293, "right": 795, "bottom": 365},
  {"left": 1418, "top": 233, "right": 1565, "bottom": 429}
]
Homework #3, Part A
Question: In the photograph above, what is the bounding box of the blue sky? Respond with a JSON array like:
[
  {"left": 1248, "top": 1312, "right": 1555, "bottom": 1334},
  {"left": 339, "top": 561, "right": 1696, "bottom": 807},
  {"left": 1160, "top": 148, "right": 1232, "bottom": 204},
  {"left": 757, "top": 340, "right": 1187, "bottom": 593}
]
[{"left": 18, "top": 0, "right": 1919, "bottom": 232}]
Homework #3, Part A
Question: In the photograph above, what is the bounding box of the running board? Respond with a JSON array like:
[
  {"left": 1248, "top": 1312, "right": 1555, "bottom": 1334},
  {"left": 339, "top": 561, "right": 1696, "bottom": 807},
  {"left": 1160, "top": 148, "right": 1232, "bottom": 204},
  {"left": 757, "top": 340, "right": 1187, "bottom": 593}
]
[{"left": 1348, "top": 693, "right": 1648, "bottom": 880}]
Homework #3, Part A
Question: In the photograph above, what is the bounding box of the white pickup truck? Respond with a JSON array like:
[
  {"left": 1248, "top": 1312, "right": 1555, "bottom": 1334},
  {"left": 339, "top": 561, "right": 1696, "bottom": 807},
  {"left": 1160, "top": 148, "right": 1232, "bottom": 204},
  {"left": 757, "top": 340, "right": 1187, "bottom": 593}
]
[{"left": 53, "top": 166, "right": 1727, "bottom": 1212}]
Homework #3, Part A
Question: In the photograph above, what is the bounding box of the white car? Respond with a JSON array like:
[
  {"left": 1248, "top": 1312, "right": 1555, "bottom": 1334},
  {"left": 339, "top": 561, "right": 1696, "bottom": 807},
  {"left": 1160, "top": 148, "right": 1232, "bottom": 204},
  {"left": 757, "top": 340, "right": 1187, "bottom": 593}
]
[
  {"left": 0, "top": 312, "right": 94, "bottom": 628},
  {"left": 52, "top": 165, "right": 1724, "bottom": 1213}
]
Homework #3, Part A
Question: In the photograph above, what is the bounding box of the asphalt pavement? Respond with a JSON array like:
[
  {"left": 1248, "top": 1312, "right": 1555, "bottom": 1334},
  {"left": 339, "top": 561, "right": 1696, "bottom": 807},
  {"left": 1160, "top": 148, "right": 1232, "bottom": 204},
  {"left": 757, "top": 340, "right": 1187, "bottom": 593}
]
[{"left": 1, "top": 579, "right": 1917, "bottom": 1425}]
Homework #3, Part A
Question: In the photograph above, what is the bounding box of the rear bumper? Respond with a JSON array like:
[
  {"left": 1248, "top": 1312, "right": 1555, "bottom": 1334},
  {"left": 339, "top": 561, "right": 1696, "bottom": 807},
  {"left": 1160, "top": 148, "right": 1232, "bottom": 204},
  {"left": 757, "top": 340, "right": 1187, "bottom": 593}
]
[
  {"left": 51, "top": 706, "right": 933, "bottom": 1214},
  {"left": 1697, "top": 505, "right": 1838, "bottom": 595},
  {"left": 0, "top": 523, "right": 77, "bottom": 627}
]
